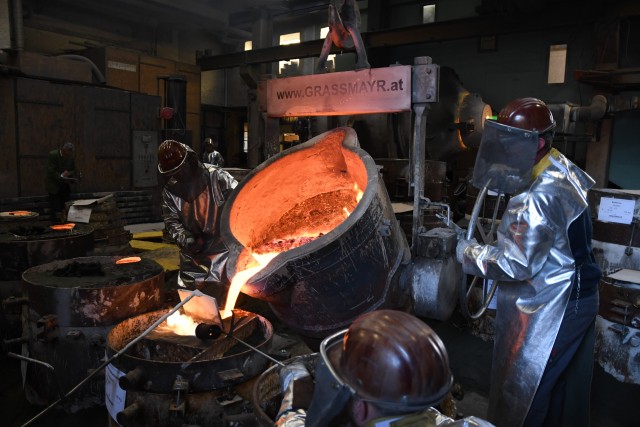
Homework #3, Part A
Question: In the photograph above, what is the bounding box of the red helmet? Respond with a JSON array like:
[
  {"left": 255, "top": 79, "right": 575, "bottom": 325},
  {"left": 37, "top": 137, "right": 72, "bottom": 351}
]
[
  {"left": 327, "top": 309, "right": 453, "bottom": 410},
  {"left": 497, "top": 98, "right": 555, "bottom": 134},
  {"left": 157, "top": 140, "right": 187, "bottom": 174}
]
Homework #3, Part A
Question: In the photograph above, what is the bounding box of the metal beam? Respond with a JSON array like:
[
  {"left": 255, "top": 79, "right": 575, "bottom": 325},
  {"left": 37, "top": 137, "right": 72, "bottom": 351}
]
[{"left": 198, "top": 11, "right": 594, "bottom": 71}]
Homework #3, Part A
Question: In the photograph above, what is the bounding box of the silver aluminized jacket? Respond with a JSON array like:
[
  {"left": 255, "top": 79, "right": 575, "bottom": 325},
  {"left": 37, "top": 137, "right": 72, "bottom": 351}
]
[
  {"left": 460, "top": 150, "right": 595, "bottom": 427},
  {"left": 162, "top": 165, "right": 237, "bottom": 290}
]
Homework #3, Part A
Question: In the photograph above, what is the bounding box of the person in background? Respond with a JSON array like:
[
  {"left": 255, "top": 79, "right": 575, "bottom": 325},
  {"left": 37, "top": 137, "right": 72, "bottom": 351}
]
[
  {"left": 45, "top": 141, "right": 77, "bottom": 222},
  {"left": 158, "top": 139, "right": 237, "bottom": 300},
  {"left": 275, "top": 309, "right": 495, "bottom": 427},
  {"left": 202, "top": 136, "right": 225, "bottom": 167},
  {"left": 456, "top": 98, "right": 601, "bottom": 427}
]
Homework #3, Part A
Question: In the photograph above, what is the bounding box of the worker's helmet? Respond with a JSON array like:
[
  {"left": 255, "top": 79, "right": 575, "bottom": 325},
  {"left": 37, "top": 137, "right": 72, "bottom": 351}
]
[
  {"left": 497, "top": 98, "right": 555, "bottom": 144},
  {"left": 203, "top": 137, "right": 215, "bottom": 148},
  {"left": 158, "top": 140, "right": 188, "bottom": 175},
  {"left": 337, "top": 309, "right": 452, "bottom": 408},
  {"left": 305, "top": 310, "right": 453, "bottom": 426}
]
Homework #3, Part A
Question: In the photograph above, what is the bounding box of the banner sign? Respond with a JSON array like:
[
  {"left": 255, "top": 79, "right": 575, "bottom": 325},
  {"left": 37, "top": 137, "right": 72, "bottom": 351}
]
[{"left": 267, "top": 66, "right": 412, "bottom": 117}]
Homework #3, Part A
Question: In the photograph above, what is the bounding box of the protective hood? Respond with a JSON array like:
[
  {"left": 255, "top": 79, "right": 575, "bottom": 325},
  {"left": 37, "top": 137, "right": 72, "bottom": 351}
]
[{"left": 161, "top": 145, "right": 209, "bottom": 202}]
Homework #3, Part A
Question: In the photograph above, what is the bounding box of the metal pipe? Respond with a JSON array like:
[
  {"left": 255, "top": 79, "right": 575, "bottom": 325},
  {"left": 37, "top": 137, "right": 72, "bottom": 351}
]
[
  {"left": 12, "top": 0, "right": 24, "bottom": 51},
  {"left": 7, "top": 352, "right": 65, "bottom": 399},
  {"left": 570, "top": 94, "right": 608, "bottom": 122},
  {"left": 222, "top": 330, "right": 284, "bottom": 367},
  {"left": 57, "top": 54, "right": 107, "bottom": 84},
  {"left": 118, "top": 366, "right": 146, "bottom": 390}
]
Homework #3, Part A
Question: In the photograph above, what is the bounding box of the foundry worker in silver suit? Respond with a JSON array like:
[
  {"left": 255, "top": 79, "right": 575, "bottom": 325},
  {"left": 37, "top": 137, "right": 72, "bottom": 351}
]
[
  {"left": 158, "top": 140, "right": 237, "bottom": 299},
  {"left": 201, "top": 136, "right": 225, "bottom": 167},
  {"left": 275, "top": 309, "right": 495, "bottom": 427},
  {"left": 456, "top": 98, "right": 601, "bottom": 427}
]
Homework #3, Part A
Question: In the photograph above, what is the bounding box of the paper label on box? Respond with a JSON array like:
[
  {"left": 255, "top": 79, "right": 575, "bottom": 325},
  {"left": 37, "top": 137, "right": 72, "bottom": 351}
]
[
  {"left": 105, "top": 363, "right": 126, "bottom": 423},
  {"left": 597, "top": 197, "right": 635, "bottom": 224},
  {"left": 67, "top": 205, "right": 92, "bottom": 223}
]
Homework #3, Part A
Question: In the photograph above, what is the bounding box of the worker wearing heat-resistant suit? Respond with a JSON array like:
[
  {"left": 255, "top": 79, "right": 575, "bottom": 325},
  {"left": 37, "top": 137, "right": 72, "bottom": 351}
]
[
  {"left": 457, "top": 98, "right": 601, "bottom": 427},
  {"left": 158, "top": 140, "right": 238, "bottom": 299}
]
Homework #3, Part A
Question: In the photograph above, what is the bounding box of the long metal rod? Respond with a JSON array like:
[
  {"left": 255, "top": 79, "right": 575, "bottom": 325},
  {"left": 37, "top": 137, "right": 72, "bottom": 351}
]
[
  {"left": 221, "top": 330, "right": 285, "bottom": 367},
  {"left": 20, "top": 291, "right": 201, "bottom": 427}
]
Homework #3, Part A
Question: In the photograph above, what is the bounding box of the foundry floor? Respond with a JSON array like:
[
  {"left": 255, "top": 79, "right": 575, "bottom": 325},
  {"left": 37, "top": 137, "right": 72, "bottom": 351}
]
[{"left": 1, "top": 222, "right": 638, "bottom": 427}]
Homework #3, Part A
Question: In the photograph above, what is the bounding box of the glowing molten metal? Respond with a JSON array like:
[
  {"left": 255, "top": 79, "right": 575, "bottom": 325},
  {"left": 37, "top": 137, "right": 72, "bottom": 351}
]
[
  {"left": 164, "top": 311, "right": 200, "bottom": 336},
  {"left": 220, "top": 133, "right": 366, "bottom": 318},
  {"left": 50, "top": 223, "right": 76, "bottom": 231},
  {"left": 115, "top": 256, "right": 142, "bottom": 265},
  {"left": 8, "top": 211, "right": 31, "bottom": 216}
]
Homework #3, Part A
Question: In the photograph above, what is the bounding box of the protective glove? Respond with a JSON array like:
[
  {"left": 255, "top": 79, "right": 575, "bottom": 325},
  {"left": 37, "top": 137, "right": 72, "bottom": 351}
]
[
  {"left": 456, "top": 238, "right": 478, "bottom": 264},
  {"left": 275, "top": 409, "right": 306, "bottom": 427},
  {"left": 184, "top": 235, "right": 205, "bottom": 254}
]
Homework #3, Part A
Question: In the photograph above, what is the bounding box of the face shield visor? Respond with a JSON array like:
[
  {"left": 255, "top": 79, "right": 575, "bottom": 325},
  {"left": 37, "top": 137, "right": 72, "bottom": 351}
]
[
  {"left": 471, "top": 119, "right": 539, "bottom": 195},
  {"left": 305, "top": 330, "right": 354, "bottom": 427}
]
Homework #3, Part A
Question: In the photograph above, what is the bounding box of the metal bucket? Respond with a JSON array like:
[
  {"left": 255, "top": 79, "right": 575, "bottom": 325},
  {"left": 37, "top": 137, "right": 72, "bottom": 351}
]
[
  {"left": 220, "top": 127, "right": 411, "bottom": 339},
  {"left": 106, "top": 308, "right": 274, "bottom": 426},
  {"left": 19, "top": 256, "right": 165, "bottom": 410},
  {"left": 0, "top": 222, "right": 94, "bottom": 281},
  {"left": 588, "top": 188, "right": 640, "bottom": 385}
]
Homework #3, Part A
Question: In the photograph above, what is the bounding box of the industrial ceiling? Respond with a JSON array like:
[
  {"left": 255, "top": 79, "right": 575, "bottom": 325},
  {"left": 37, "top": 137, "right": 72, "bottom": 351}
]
[{"left": 21, "top": 0, "right": 329, "bottom": 51}]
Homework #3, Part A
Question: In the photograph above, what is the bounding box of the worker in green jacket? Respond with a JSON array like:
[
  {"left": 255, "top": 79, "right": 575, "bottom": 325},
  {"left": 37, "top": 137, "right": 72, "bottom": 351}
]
[{"left": 45, "top": 141, "right": 77, "bottom": 222}]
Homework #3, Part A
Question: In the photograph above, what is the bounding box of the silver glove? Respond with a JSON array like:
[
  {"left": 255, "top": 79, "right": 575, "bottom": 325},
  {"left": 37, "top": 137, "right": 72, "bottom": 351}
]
[{"left": 456, "top": 238, "right": 478, "bottom": 264}]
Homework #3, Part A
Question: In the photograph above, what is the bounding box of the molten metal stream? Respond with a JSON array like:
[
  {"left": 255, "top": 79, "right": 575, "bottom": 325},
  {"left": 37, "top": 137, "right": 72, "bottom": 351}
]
[
  {"left": 221, "top": 183, "right": 364, "bottom": 318},
  {"left": 163, "top": 182, "right": 364, "bottom": 331},
  {"left": 221, "top": 252, "right": 278, "bottom": 318}
]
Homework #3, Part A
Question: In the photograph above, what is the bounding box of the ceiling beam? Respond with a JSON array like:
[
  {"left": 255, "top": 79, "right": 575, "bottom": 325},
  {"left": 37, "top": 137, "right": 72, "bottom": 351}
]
[{"left": 198, "top": 10, "right": 595, "bottom": 71}]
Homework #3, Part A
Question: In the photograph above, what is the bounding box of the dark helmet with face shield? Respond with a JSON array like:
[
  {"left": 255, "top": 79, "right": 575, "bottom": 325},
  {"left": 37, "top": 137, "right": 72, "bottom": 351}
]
[
  {"left": 158, "top": 140, "right": 188, "bottom": 175},
  {"left": 305, "top": 310, "right": 453, "bottom": 426},
  {"left": 158, "top": 140, "right": 207, "bottom": 201},
  {"left": 498, "top": 98, "right": 556, "bottom": 148}
]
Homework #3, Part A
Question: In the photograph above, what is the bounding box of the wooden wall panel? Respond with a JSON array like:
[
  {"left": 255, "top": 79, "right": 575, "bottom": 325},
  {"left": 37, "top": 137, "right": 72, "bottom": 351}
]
[
  {"left": 2, "top": 76, "right": 162, "bottom": 200},
  {"left": 131, "top": 93, "right": 161, "bottom": 130},
  {"left": 83, "top": 46, "right": 140, "bottom": 92},
  {"left": 16, "top": 78, "right": 77, "bottom": 196},
  {"left": 77, "top": 86, "right": 131, "bottom": 192},
  {"left": 139, "top": 55, "right": 174, "bottom": 99},
  {"left": 0, "top": 78, "right": 18, "bottom": 198}
]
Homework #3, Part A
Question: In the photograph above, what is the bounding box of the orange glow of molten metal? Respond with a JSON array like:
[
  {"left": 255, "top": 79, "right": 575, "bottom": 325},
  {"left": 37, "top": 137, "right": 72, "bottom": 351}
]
[
  {"left": 8, "top": 211, "right": 31, "bottom": 216},
  {"left": 224, "top": 132, "right": 367, "bottom": 317},
  {"left": 165, "top": 311, "right": 199, "bottom": 336},
  {"left": 115, "top": 256, "right": 142, "bottom": 265},
  {"left": 354, "top": 183, "right": 363, "bottom": 203},
  {"left": 221, "top": 182, "right": 363, "bottom": 318},
  {"left": 50, "top": 223, "right": 76, "bottom": 231},
  {"left": 221, "top": 252, "right": 278, "bottom": 319}
]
